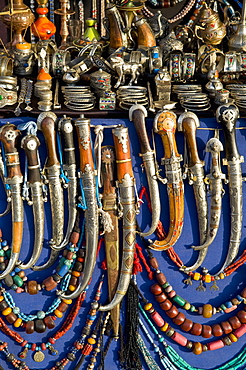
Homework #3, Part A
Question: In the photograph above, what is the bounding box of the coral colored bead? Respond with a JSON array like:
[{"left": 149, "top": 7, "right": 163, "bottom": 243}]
[
  {"left": 192, "top": 342, "right": 203, "bottom": 355},
  {"left": 21, "top": 340, "right": 28, "bottom": 347},
  {"left": 156, "top": 272, "right": 167, "bottom": 285},
  {"left": 212, "top": 324, "right": 223, "bottom": 337},
  {"left": 36, "top": 7, "right": 49, "bottom": 15},
  {"left": 69, "top": 285, "right": 76, "bottom": 291},
  {"left": 159, "top": 299, "right": 172, "bottom": 311},
  {"left": 168, "top": 290, "right": 176, "bottom": 298},
  {"left": 31, "top": 343, "right": 36, "bottom": 351},
  {"left": 41, "top": 343, "right": 47, "bottom": 351},
  {"left": 207, "top": 340, "right": 224, "bottom": 351},
  {"left": 155, "top": 293, "right": 167, "bottom": 303},
  {"left": 66, "top": 252, "right": 74, "bottom": 260},
  {"left": 171, "top": 331, "right": 188, "bottom": 346},
  {"left": 77, "top": 257, "right": 84, "bottom": 262},
  {"left": 2, "top": 307, "right": 12, "bottom": 316},
  {"left": 149, "top": 257, "right": 159, "bottom": 270},
  {"left": 144, "top": 303, "right": 153, "bottom": 311},
  {"left": 229, "top": 316, "right": 241, "bottom": 329},
  {"left": 181, "top": 319, "right": 193, "bottom": 332},
  {"left": 150, "top": 284, "right": 162, "bottom": 296},
  {"left": 190, "top": 323, "right": 202, "bottom": 336},
  {"left": 54, "top": 309, "right": 63, "bottom": 318},
  {"left": 221, "top": 321, "right": 232, "bottom": 334},
  {"left": 173, "top": 312, "right": 186, "bottom": 326},
  {"left": 202, "top": 325, "right": 212, "bottom": 338},
  {"left": 165, "top": 306, "right": 179, "bottom": 319},
  {"left": 193, "top": 272, "right": 201, "bottom": 281},
  {"left": 229, "top": 333, "right": 238, "bottom": 342},
  {"left": 150, "top": 311, "right": 165, "bottom": 327},
  {"left": 27, "top": 280, "right": 39, "bottom": 295},
  {"left": 160, "top": 323, "right": 169, "bottom": 331},
  {"left": 224, "top": 305, "right": 237, "bottom": 314},
  {"left": 237, "top": 310, "right": 246, "bottom": 324},
  {"left": 49, "top": 338, "right": 56, "bottom": 344},
  {"left": 234, "top": 324, "right": 246, "bottom": 338},
  {"left": 70, "top": 232, "right": 80, "bottom": 244},
  {"left": 202, "top": 304, "right": 213, "bottom": 318},
  {"left": 14, "top": 318, "right": 22, "bottom": 328}
]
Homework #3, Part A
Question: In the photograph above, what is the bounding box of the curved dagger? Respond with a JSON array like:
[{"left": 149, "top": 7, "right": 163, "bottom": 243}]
[
  {"left": 17, "top": 135, "right": 45, "bottom": 270},
  {"left": 129, "top": 104, "right": 161, "bottom": 237},
  {"left": 215, "top": 103, "right": 243, "bottom": 275},
  {"left": 100, "top": 126, "right": 137, "bottom": 311},
  {"left": 32, "top": 112, "right": 64, "bottom": 271},
  {"left": 60, "top": 115, "right": 99, "bottom": 300},
  {"left": 0, "top": 124, "right": 23, "bottom": 279},
  {"left": 149, "top": 110, "right": 184, "bottom": 251},
  {"left": 191, "top": 137, "right": 225, "bottom": 251},
  {"left": 177, "top": 112, "right": 208, "bottom": 273},
  {"left": 51, "top": 116, "right": 77, "bottom": 251},
  {"left": 100, "top": 145, "right": 120, "bottom": 337}
]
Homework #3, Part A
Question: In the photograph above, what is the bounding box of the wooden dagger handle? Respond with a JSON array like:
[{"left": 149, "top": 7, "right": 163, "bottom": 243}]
[
  {"left": 112, "top": 126, "right": 133, "bottom": 182},
  {"left": 40, "top": 116, "right": 59, "bottom": 167},
  {"left": 74, "top": 115, "right": 94, "bottom": 172},
  {"left": 21, "top": 135, "right": 41, "bottom": 184}
]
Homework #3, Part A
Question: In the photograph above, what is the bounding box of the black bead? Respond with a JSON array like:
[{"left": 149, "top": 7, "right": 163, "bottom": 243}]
[
  {"left": 6, "top": 353, "right": 15, "bottom": 362},
  {"left": 52, "top": 273, "right": 62, "bottom": 282},
  {"left": 35, "top": 319, "right": 46, "bottom": 333},
  {"left": 4, "top": 274, "right": 13, "bottom": 287},
  {"left": 77, "top": 249, "right": 85, "bottom": 258},
  {"left": 82, "top": 327, "right": 90, "bottom": 336},
  {"left": 73, "top": 261, "right": 83, "bottom": 272},
  {"left": 0, "top": 300, "right": 8, "bottom": 311},
  {"left": 0, "top": 263, "right": 5, "bottom": 271}
]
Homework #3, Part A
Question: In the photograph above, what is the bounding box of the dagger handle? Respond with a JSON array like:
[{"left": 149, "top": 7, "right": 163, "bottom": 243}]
[
  {"left": 112, "top": 126, "right": 134, "bottom": 181},
  {"left": 101, "top": 146, "right": 116, "bottom": 196},
  {"left": 58, "top": 117, "right": 76, "bottom": 166},
  {"left": 0, "top": 124, "right": 22, "bottom": 179},
  {"left": 131, "top": 108, "right": 152, "bottom": 154},
  {"left": 21, "top": 135, "right": 41, "bottom": 184},
  {"left": 154, "top": 111, "right": 180, "bottom": 159},
  {"left": 216, "top": 104, "right": 240, "bottom": 161},
  {"left": 180, "top": 116, "right": 202, "bottom": 167},
  {"left": 74, "top": 115, "right": 94, "bottom": 172},
  {"left": 39, "top": 116, "right": 60, "bottom": 167}
]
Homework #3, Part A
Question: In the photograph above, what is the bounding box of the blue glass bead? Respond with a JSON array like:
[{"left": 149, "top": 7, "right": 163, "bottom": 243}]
[
  {"left": 23, "top": 63, "right": 29, "bottom": 68},
  {"left": 225, "top": 301, "right": 233, "bottom": 308},
  {"left": 236, "top": 295, "right": 243, "bottom": 302},
  {"left": 10, "top": 271, "right": 15, "bottom": 276},
  {"left": 154, "top": 347, "right": 159, "bottom": 353},
  {"left": 58, "top": 264, "right": 69, "bottom": 277},
  {"left": 88, "top": 315, "right": 96, "bottom": 320},
  {"left": 14, "top": 267, "right": 21, "bottom": 273},
  {"left": 27, "top": 344, "right": 31, "bottom": 349},
  {"left": 159, "top": 337, "right": 164, "bottom": 342},
  {"left": 13, "top": 307, "right": 20, "bottom": 314},
  {"left": 37, "top": 311, "right": 45, "bottom": 319},
  {"left": 2, "top": 240, "right": 7, "bottom": 247}
]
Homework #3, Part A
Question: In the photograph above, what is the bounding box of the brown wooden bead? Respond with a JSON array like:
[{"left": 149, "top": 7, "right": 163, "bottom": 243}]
[
  {"left": 165, "top": 306, "right": 179, "bottom": 319},
  {"left": 159, "top": 299, "right": 172, "bottom": 311},
  {"left": 156, "top": 272, "right": 167, "bottom": 285},
  {"left": 35, "top": 319, "right": 46, "bottom": 333},
  {"left": 237, "top": 310, "right": 246, "bottom": 324},
  {"left": 26, "top": 320, "right": 35, "bottom": 334},
  {"left": 43, "top": 276, "right": 57, "bottom": 291},
  {"left": 201, "top": 325, "right": 212, "bottom": 338},
  {"left": 192, "top": 342, "right": 203, "bottom": 355},
  {"left": 180, "top": 319, "right": 193, "bottom": 332},
  {"left": 212, "top": 324, "right": 223, "bottom": 337},
  {"left": 57, "top": 302, "right": 69, "bottom": 313},
  {"left": 241, "top": 288, "right": 246, "bottom": 298},
  {"left": 66, "top": 251, "right": 74, "bottom": 260},
  {"left": 221, "top": 321, "right": 233, "bottom": 334},
  {"left": 44, "top": 316, "right": 55, "bottom": 329},
  {"left": 155, "top": 293, "right": 167, "bottom": 303},
  {"left": 229, "top": 316, "right": 241, "bottom": 329},
  {"left": 70, "top": 276, "right": 78, "bottom": 286},
  {"left": 0, "top": 300, "right": 8, "bottom": 311},
  {"left": 63, "top": 250, "right": 68, "bottom": 257},
  {"left": 27, "top": 280, "right": 39, "bottom": 295},
  {"left": 150, "top": 284, "right": 163, "bottom": 296},
  {"left": 149, "top": 257, "right": 159, "bottom": 270},
  {"left": 17, "top": 271, "right": 25, "bottom": 279},
  {"left": 202, "top": 304, "right": 213, "bottom": 318},
  {"left": 70, "top": 231, "right": 80, "bottom": 245},
  {"left": 5, "top": 312, "right": 17, "bottom": 324},
  {"left": 190, "top": 323, "right": 202, "bottom": 336},
  {"left": 172, "top": 312, "right": 185, "bottom": 326}
]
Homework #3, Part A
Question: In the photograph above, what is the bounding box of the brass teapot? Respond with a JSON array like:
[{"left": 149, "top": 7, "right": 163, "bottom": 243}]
[{"left": 195, "top": 4, "right": 227, "bottom": 45}]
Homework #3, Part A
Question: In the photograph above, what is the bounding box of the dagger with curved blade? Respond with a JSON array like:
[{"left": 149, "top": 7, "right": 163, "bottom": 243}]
[
  {"left": 32, "top": 112, "right": 64, "bottom": 271},
  {"left": 100, "top": 125, "right": 137, "bottom": 311},
  {"left": 191, "top": 137, "right": 225, "bottom": 251},
  {"left": 17, "top": 134, "right": 45, "bottom": 270},
  {"left": 0, "top": 124, "right": 23, "bottom": 279},
  {"left": 101, "top": 145, "right": 120, "bottom": 337},
  {"left": 129, "top": 104, "right": 161, "bottom": 237},
  {"left": 59, "top": 114, "right": 99, "bottom": 300},
  {"left": 149, "top": 110, "right": 184, "bottom": 251},
  {"left": 215, "top": 103, "right": 243, "bottom": 275},
  {"left": 51, "top": 116, "right": 77, "bottom": 251}
]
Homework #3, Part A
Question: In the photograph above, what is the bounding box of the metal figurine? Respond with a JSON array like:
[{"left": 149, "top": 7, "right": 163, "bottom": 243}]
[
  {"left": 149, "top": 110, "right": 184, "bottom": 251},
  {"left": 51, "top": 116, "right": 77, "bottom": 251},
  {"left": 54, "top": 0, "right": 75, "bottom": 47},
  {"left": 177, "top": 112, "right": 208, "bottom": 273},
  {"left": 191, "top": 137, "right": 225, "bottom": 253},
  {"left": 101, "top": 145, "right": 120, "bottom": 338},
  {"left": 99, "top": 125, "right": 137, "bottom": 311},
  {"left": 215, "top": 103, "right": 244, "bottom": 274},
  {"left": 0, "top": 124, "right": 23, "bottom": 279},
  {"left": 17, "top": 135, "right": 46, "bottom": 270},
  {"left": 33, "top": 112, "right": 64, "bottom": 271},
  {"left": 59, "top": 114, "right": 99, "bottom": 300},
  {"left": 129, "top": 104, "right": 161, "bottom": 237}
]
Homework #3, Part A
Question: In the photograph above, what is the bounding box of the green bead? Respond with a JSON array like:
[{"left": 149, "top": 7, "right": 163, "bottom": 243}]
[
  {"left": 57, "top": 257, "right": 66, "bottom": 268},
  {"left": 172, "top": 295, "right": 186, "bottom": 307},
  {"left": 64, "top": 259, "right": 72, "bottom": 267},
  {"left": 13, "top": 275, "right": 23, "bottom": 287},
  {"left": 190, "top": 305, "right": 196, "bottom": 312},
  {"left": 0, "top": 250, "right": 4, "bottom": 256},
  {"left": 0, "top": 95, "right": 3, "bottom": 100},
  {"left": 220, "top": 304, "right": 227, "bottom": 311},
  {"left": 5, "top": 249, "right": 11, "bottom": 258},
  {"left": 162, "top": 282, "right": 170, "bottom": 289}
]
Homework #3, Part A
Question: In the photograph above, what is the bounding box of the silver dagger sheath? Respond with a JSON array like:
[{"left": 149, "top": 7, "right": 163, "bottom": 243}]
[
  {"left": 0, "top": 124, "right": 24, "bottom": 279},
  {"left": 33, "top": 112, "right": 64, "bottom": 271},
  {"left": 215, "top": 103, "right": 243, "bottom": 274},
  {"left": 52, "top": 116, "right": 77, "bottom": 251},
  {"left": 129, "top": 104, "right": 160, "bottom": 237},
  {"left": 192, "top": 137, "right": 225, "bottom": 252},
  {"left": 60, "top": 115, "right": 99, "bottom": 300},
  {"left": 18, "top": 135, "right": 45, "bottom": 269}
]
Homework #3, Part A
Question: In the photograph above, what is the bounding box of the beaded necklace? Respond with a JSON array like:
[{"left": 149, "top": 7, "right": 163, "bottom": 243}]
[{"left": 142, "top": 0, "right": 196, "bottom": 23}]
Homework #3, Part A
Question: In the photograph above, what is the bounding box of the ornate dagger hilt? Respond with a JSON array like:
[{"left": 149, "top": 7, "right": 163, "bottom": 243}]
[
  {"left": 21, "top": 135, "right": 41, "bottom": 187},
  {"left": 58, "top": 116, "right": 76, "bottom": 168},
  {"left": 205, "top": 138, "right": 225, "bottom": 183}
]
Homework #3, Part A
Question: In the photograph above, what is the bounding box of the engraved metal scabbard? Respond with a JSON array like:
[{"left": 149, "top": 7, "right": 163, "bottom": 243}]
[
  {"left": 191, "top": 138, "right": 225, "bottom": 254},
  {"left": 129, "top": 104, "right": 161, "bottom": 237},
  {"left": 99, "top": 126, "right": 136, "bottom": 311},
  {"left": 60, "top": 115, "right": 99, "bottom": 300},
  {"left": 150, "top": 110, "right": 184, "bottom": 251},
  {"left": 215, "top": 103, "right": 243, "bottom": 274},
  {"left": 0, "top": 124, "right": 24, "bottom": 279}
]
